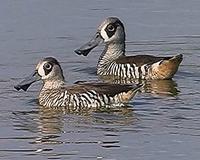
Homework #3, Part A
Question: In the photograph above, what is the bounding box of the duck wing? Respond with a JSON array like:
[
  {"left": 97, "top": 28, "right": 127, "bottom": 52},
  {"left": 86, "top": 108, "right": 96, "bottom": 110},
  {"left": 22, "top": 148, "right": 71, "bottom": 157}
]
[
  {"left": 116, "top": 55, "right": 173, "bottom": 67},
  {"left": 63, "top": 82, "right": 141, "bottom": 97}
]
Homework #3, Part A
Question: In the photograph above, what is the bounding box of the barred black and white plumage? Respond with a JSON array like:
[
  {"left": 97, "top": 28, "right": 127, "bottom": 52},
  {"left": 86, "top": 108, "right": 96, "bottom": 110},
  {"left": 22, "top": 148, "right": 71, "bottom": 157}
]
[
  {"left": 39, "top": 85, "right": 136, "bottom": 109},
  {"left": 75, "top": 17, "right": 183, "bottom": 80},
  {"left": 97, "top": 59, "right": 150, "bottom": 79},
  {"left": 14, "top": 57, "right": 142, "bottom": 109}
]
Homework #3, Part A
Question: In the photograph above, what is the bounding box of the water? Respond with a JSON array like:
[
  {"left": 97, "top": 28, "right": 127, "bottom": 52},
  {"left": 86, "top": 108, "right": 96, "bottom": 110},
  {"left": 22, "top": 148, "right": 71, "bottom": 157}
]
[{"left": 0, "top": 0, "right": 200, "bottom": 159}]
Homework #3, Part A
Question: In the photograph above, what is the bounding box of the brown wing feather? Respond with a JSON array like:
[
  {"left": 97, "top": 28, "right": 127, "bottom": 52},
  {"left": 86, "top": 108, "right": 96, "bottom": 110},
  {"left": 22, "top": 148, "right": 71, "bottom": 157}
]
[
  {"left": 63, "top": 83, "right": 135, "bottom": 97},
  {"left": 116, "top": 55, "right": 172, "bottom": 67}
]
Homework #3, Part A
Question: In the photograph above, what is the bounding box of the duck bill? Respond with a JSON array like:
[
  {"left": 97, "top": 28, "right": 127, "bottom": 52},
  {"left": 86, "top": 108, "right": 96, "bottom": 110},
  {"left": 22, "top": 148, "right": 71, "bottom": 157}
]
[
  {"left": 74, "top": 33, "right": 102, "bottom": 56},
  {"left": 14, "top": 71, "right": 41, "bottom": 91}
]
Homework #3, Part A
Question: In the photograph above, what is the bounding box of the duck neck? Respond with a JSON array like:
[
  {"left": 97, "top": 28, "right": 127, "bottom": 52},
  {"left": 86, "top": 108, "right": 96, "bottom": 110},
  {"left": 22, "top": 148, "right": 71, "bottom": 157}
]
[
  {"left": 42, "top": 78, "right": 65, "bottom": 90},
  {"left": 100, "top": 42, "right": 125, "bottom": 61},
  {"left": 97, "top": 42, "right": 125, "bottom": 74}
]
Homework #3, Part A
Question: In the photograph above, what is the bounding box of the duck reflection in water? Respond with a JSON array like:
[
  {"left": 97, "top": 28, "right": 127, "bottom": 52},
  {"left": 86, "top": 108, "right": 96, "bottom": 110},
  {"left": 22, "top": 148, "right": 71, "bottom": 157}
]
[
  {"left": 12, "top": 104, "right": 137, "bottom": 145},
  {"left": 97, "top": 75, "right": 180, "bottom": 97}
]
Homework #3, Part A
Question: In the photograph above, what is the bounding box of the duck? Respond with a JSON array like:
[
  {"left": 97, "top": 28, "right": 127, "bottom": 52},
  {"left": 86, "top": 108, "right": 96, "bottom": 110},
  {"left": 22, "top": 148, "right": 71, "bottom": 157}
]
[
  {"left": 14, "top": 57, "right": 142, "bottom": 109},
  {"left": 75, "top": 17, "right": 183, "bottom": 80}
]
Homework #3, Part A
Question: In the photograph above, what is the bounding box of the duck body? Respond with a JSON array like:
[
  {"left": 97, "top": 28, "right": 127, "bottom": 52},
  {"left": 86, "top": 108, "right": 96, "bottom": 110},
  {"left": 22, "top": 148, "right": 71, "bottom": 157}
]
[
  {"left": 39, "top": 82, "right": 140, "bottom": 109},
  {"left": 75, "top": 17, "right": 183, "bottom": 80},
  {"left": 97, "top": 47, "right": 183, "bottom": 80},
  {"left": 15, "top": 57, "right": 142, "bottom": 109}
]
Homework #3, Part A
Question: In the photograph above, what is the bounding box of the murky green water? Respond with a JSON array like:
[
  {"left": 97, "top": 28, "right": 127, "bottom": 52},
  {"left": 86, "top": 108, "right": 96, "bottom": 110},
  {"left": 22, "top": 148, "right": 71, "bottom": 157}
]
[{"left": 0, "top": 0, "right": 200, "bottom": 159}]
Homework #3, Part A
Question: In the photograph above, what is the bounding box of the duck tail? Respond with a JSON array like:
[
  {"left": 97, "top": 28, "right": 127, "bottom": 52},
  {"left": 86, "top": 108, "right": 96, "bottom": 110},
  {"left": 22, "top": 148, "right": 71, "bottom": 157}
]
[
  {"left": 169, "top": 54, "right": 183, "bottom": 64},
  {"left": 151, "top": 54, "right": 183, "bottom": 79},
  {"left": 118, "top": 83, "right": 143, "bottom": 103}
]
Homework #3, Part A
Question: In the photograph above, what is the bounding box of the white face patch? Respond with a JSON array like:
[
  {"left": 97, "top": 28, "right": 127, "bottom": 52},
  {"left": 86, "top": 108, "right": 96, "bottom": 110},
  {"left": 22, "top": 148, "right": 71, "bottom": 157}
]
[
  {"left": 100, "top": 25, "right": 109, "bottom": 42},
  {"left": 37, "top": 62, "right": 46, "bottom": 77}
]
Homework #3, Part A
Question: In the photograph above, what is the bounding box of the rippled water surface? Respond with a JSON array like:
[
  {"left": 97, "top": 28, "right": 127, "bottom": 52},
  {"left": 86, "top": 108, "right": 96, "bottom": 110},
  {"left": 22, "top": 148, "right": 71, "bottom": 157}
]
[{"left": 0, "top": 0, "right": 200, "bottom": 160}]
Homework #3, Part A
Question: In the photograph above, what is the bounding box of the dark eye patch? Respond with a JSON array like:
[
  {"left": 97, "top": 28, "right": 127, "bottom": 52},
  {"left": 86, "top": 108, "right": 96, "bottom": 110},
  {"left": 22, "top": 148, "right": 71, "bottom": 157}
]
[
  {"left": 105, "top": 22, "right": 118, "bottom": 38},
  {"left": 43, "top": 62, "right": 53, "bottom": 75}
]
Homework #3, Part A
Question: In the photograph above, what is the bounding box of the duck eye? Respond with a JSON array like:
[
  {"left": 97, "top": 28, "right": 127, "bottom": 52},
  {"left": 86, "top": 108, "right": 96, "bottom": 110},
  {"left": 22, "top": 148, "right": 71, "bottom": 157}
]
[
  {"left": 44, "top": 63, "right": 52, "bottom": 70},
  {"left": 107, "top": 24, "right": 115, "bottom": 31}
]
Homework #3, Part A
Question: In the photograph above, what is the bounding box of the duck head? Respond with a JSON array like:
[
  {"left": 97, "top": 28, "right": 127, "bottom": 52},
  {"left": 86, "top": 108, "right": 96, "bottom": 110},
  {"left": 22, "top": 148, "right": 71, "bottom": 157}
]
[
  {"left": 14, "top": 57, "right": 64, "bottom": 91},
  {"left": 75, "top": 17, "right": 126, "bottom": 56}
]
